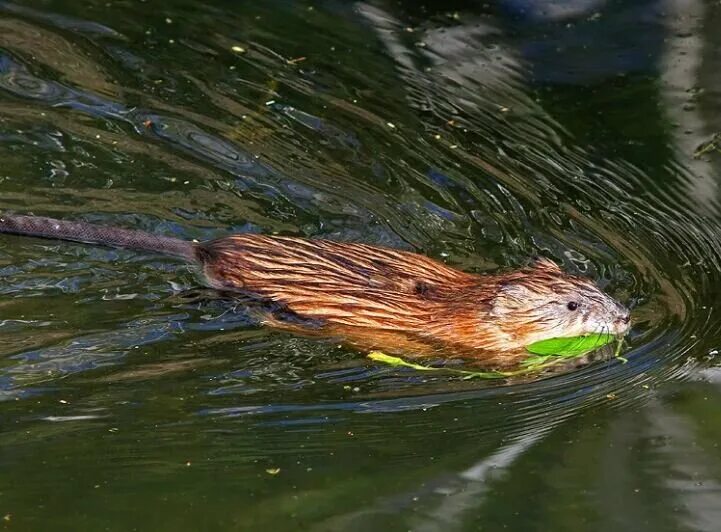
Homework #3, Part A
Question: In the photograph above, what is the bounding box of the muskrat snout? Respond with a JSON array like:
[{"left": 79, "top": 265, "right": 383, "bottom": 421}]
[
  {"left": 611, "top": 308, "right": 631, "bottom": 335},
  {"left": 491, "top": 259, "right": 631, "bottom": 348}
]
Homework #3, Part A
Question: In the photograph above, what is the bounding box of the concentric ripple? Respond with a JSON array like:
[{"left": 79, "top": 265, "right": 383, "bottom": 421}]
[{"left": 0, "top": 1, "right": 720, "bottom": 506}]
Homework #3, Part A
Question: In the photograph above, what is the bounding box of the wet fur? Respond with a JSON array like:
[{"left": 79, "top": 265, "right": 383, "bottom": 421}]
[
  {"left": 0, "top": 214, "right": 622, "bottom": 368},
  {"left": 196, "top": 235, "right": 596, "bottom": 367}
]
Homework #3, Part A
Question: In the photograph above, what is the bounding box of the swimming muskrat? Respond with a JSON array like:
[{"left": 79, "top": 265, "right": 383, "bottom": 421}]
[{"left": 0, "top": 213, "right": 630, "bottom": 367}]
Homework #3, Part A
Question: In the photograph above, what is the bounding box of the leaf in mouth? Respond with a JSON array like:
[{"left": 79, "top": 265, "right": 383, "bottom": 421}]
[
  {"left": 525, "top": 333, "right": 615, "bottom": 357},
  {"left": 367, "top": 333, "right": 626, "bottom": 379}
]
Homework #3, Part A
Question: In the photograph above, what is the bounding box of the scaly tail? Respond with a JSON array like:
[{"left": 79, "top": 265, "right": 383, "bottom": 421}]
[{"left": 0, "top": 213, "right": 196, "bottom": 261}]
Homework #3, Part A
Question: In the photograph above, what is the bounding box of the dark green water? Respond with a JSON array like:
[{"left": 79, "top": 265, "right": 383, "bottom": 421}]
[{"left": 1, "top": 0, "right": 721, "bottom": 529}]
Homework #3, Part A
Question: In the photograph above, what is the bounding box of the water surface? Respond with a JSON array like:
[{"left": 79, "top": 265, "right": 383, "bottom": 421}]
[{"left": 1, "top": 0, "right": 721, "bottom": 530}]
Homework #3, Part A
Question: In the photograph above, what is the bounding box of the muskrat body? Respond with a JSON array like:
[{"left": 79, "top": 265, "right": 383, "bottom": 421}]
[{"left": 0, "top": 214, "right": 630, "bottom": 367}]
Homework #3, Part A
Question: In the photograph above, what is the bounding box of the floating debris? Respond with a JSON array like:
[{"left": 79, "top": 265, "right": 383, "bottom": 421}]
[{"left": 694, "top": 133, "right": 721, "bottom": 158}]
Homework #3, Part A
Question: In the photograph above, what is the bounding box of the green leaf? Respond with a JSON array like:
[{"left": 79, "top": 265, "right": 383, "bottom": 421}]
[
  {"left": 367, "top": 333, "right": 626, "bottom": 380},
  {"left": 367, "top": 351, "right": 561, "bottom": 379},
  {"left": 367, "top": 352, "right": 439, "bottom": 372},
  {"left": 526, "top": 333, "right": 614, "bottom": 357}
]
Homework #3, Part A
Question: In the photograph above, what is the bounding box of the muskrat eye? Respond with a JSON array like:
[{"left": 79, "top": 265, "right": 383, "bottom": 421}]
[{"left": 567, "top": 301, "right": 579, "bottom": 311}]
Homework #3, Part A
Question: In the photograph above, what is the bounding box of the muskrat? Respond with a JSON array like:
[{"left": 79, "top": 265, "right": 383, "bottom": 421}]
[{"left": 0, "top": 213, "right": 630, "bottom": 367}]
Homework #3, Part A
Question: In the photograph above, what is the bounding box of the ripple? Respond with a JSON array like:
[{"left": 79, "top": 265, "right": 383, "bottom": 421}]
[
  {"left": 0, "top": 1, "right": 125, "bottom": 39},
  {"left": 0, "top": 0, "right": 717, "bottom": 440}
]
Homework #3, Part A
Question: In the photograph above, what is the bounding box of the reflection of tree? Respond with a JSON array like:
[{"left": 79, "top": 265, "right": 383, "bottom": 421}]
[
  {"left": 658, "top": 0, "right": 719, "bottom": 214},
  {"left": 300, "top": 383, "right": 721, "bottom": 531},
  {"left": 309, "top": 428, "right": 550, "bottom": 531},
  {"left": 358, "top": 0, "right": 721, "bottom": 217},
  {"left": 637, "top": 395, "right": 721, "bottom": 531}
]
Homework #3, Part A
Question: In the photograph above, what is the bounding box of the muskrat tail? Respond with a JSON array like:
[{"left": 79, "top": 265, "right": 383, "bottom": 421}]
[{"left": 0, "top": 213, "right": 196, "bottom": 261}]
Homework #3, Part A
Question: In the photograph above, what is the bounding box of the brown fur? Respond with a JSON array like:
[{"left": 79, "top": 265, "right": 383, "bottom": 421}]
[
  {"left": 195, "top": 235, "right": 600, "bottom": 368},
  {"left": 0, "top": 212, "right": 627, "bottom": 368}
]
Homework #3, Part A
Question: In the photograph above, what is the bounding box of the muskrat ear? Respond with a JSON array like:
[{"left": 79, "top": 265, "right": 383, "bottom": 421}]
[
  {"left": 532, "top": 257, "right": 562, "bottom": 274},
  {"left": 491, "top": 282, "right": 533, "bottom": 316}
]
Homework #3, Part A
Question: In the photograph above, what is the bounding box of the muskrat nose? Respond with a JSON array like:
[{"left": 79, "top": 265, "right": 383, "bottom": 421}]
[{"left": 616, "top": 313, "right": 631, "bottom": 325}]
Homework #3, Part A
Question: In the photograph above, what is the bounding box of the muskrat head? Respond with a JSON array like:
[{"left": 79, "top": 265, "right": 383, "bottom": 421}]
[{"left": 491, "top": 258, "right": 630, "bottom": 348}]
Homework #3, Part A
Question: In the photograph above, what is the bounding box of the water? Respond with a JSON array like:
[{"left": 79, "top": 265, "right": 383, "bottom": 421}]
[{"left": 1, "top": 0, "right": 721, "bottom": 529}]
